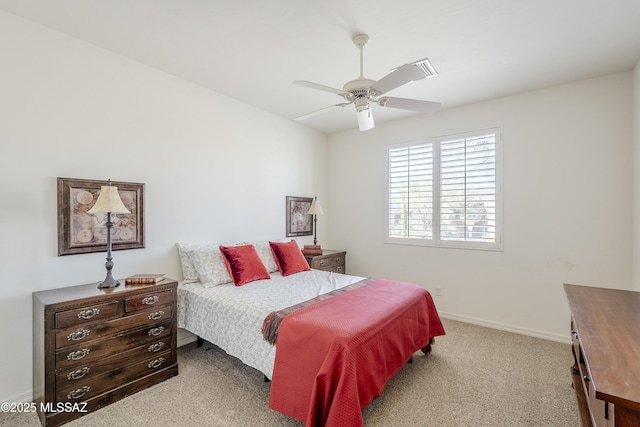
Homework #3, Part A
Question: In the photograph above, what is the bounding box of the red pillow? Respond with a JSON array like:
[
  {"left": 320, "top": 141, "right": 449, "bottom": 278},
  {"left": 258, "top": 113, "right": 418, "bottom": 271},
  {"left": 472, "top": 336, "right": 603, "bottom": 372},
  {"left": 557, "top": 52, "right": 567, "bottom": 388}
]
[
  {"left": 269, "top": 240, "right": 311, "bottom": 276},
  {"left": 219, "top": 245, "right": 270, "bottom": 286}
]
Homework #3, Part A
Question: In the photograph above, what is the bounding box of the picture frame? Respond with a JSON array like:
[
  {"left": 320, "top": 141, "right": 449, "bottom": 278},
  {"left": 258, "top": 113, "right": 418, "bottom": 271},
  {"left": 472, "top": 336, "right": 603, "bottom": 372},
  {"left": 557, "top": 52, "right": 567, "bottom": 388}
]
[
  {"left": 57, "top": 177, "right": 145, "bottom": 256},
  {"left": 285, "top": 196, "right": 313, "bottom": 237}
]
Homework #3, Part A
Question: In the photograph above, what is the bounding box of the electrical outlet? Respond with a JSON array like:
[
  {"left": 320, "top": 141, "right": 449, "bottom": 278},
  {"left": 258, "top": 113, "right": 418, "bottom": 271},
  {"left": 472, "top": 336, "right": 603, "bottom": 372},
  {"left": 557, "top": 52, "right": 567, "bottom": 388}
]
[{"left": 435, "top": 287, "right": 442, "bottom": 296}]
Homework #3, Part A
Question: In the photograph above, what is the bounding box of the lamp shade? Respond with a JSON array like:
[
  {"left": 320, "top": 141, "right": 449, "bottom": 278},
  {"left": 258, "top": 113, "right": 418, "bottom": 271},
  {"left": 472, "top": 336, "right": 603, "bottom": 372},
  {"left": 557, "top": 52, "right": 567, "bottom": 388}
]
[
  {"left": 307, "top": 198, "right": 324, "bottom": 215},
  {"left": 87, "top": 185, "right": 131, "bottom": 215}
]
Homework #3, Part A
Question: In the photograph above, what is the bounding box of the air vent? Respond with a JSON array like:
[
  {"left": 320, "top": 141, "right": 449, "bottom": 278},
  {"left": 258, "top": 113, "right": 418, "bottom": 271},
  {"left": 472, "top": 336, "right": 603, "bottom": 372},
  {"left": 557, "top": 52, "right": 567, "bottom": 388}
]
[{"left": 412, "top": 58, "right": 437, "bottom": 78}]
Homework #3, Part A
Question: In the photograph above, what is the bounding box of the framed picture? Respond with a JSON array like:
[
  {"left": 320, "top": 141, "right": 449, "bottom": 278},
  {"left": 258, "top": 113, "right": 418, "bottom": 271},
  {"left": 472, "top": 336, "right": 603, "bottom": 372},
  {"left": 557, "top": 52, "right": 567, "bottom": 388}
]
[
  {"left": 285, "top": 196, "right": 313, "bottom": 237},
  {"left": 57, "top": 177, "right": 145, "bottom": 256}
]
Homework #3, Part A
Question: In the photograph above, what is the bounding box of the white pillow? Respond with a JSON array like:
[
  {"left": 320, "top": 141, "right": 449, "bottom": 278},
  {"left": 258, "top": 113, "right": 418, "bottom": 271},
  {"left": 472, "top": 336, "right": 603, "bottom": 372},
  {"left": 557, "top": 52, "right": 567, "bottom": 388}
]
[
  {"left": 189, "top": 248, "right": 232, "bottom": 288},
  {"left": 176, "top": 243, "right": 218, "bottom": 283},
  {"left": 253, "top": 241, "right": 279, "bottom": 273},
  {"left": 176, "top": 239, "right": 286, "bottom": 282}
]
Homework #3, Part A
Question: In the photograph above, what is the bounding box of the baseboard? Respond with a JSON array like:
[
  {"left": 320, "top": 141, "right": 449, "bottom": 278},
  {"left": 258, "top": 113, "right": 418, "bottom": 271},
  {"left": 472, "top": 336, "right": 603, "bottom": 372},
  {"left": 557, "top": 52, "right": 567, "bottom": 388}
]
[
  {"left": 2, "top": 389, "right": 32, "bottom": 404},
  {"left": 438, "top": 311, "right": 571, "bottom": 345}
]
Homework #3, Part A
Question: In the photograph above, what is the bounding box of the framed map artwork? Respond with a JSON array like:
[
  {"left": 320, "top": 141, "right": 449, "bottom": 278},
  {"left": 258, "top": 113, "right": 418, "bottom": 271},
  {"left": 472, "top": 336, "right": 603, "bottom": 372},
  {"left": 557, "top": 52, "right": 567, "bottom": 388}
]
[
  {"left": 57, "top": 177, "right": 145, "bottom": 256},
  {"left": 285, "top": 196, "right": 313, "bottom": 237}
]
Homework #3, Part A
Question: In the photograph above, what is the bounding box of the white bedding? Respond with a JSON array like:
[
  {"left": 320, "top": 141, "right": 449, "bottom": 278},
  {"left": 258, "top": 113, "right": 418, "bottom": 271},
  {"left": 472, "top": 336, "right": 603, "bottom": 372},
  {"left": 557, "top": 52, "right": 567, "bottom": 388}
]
[{"left": 177, "top": 269, "right": 365, "bottom": 379}]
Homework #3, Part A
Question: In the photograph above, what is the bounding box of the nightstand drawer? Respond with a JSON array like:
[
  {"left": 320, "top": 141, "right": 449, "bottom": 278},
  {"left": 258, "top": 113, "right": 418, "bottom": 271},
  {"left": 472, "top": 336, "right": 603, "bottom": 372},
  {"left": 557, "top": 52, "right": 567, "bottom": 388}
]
[
  {"left": 305, "top": 250, "right": 347, "bottom": 274},
  {"left": 311, "top": 256, "right": 344, "bottom": 270},
  {"left": 325, "top": 264, "right": 345, "bottom": 274}
]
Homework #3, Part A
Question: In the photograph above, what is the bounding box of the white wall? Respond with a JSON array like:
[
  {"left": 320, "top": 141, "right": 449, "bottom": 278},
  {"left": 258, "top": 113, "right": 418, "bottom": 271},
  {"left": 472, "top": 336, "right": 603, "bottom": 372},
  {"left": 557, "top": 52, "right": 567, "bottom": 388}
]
[
  {"left": 327, "top": 72, "right": 633, "bottom": 341},
  {"left": 0, "top": 11, "right": 327, "bottom": 403}
]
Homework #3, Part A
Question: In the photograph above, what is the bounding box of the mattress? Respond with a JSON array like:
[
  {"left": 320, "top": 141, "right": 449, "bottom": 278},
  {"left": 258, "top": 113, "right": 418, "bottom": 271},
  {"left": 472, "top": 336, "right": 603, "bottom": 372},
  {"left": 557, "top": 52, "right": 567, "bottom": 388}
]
[{"left": 177, "top": 269, "right": 365, "bottom": 379}]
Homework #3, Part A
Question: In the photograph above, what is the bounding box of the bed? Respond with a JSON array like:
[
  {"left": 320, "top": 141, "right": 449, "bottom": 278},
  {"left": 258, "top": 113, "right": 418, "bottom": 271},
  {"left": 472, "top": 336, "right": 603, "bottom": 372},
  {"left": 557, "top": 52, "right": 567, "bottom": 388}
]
[{"left": 176, "top": 240, "right": 445, "bottom": 426}]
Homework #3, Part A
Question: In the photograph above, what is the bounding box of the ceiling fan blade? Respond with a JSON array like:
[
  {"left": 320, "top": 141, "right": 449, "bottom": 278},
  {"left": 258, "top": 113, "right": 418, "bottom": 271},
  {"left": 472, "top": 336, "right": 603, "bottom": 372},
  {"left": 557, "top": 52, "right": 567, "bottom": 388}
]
[
  {"left": 377, "top": 97, "right": 441, "bottom": 113},
  {"left": 369, "top": 64, "right": 428, "bottom": 95},
  {"left": 293, "top": 80, "right": 349, "bottom": 96},
  {"left": 294, "top": 102, "right": 351, "bottom": 121}
]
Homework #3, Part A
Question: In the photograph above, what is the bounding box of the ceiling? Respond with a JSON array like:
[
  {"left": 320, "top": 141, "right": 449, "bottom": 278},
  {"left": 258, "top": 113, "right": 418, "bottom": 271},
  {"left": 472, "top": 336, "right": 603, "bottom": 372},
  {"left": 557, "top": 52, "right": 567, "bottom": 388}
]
[{"left": 1, "top": 0, "right": 640, "bottom": 134}]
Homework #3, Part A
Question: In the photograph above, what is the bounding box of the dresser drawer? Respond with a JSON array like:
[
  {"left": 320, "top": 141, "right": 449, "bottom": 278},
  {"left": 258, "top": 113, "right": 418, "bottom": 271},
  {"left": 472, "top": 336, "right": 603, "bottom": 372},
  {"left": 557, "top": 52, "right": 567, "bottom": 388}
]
[
  {"left": 570, "top": 321, "right": 581, "bottom": 364},
  {"left": 55, "top": 316, "right": 173, "bottom": 369},
  {"left": 55, "top": 301, "right": 119, "bottom": 329},
  {"left": 56, "top": 325, "right": 172, "bottom": 383},
  {"left": 56, "top": 349, "right": 173, "bottom": 404},
  {"left": 55, "top": 305, "right": 173, "bottom": 349},
  {"left": 125, "top": 289, "right": 173, "bottom": 313}
]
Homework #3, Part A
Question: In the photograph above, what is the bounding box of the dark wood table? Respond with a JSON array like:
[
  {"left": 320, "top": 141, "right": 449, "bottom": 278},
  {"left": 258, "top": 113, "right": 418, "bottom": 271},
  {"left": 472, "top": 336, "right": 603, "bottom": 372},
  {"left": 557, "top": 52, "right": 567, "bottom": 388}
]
[{"left": 564, "top": 283, "right": 640, "bottom": 427}]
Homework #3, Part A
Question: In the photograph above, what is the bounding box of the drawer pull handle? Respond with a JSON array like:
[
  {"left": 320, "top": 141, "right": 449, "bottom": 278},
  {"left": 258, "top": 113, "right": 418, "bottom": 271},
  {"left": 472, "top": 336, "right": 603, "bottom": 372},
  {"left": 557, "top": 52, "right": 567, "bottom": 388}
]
[
  {"left": 67, "top": 386, "right": 90, "bottom": 400},
  {"left": 148, "top": 342, "right": 165, "bottom": 353},
  {"left": 77, "top": 308, "right": 100, "bottom": 320},
  {"left": 148, "top": 311, "right": 164, "bottom": 320},
  {"left": 67, "top": 367, "right": 90, "bottom": 380},
  {"left": 142, "top": 295, "right": 159, "bottom": 305},
  {"left": 67, "top": 348, "right": 90, "bottom": 361},
  {"left": 148, "top": 326, "right": 165, "bottom": 337},
  {"left": 148, "top": 357, "right": 164, "bottom": 369},
  {"left": 67, "top": 329, "right": 90, "bottom": 341}
]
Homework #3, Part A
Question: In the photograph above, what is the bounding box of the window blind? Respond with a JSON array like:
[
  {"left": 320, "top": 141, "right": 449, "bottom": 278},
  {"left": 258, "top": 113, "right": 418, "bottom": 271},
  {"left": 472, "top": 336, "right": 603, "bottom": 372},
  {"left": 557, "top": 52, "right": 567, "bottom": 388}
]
[
  {"left": 440, "top": 133, "right": 496, "bottom": 243},
  {"left": 387, "top": 129, "right": 501, "bottom": 250},
  {"left": 388, "top": 143, "right": 433, "bottom": 239}
]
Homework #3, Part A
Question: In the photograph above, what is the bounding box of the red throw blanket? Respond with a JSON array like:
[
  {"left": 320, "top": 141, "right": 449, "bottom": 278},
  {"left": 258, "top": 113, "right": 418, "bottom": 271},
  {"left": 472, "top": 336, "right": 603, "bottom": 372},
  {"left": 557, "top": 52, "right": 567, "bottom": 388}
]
[
  {"left": 262, "top": 278, "right": 375, "bottom": 345},
  {"left": 268, "top": 279, "right": 445, "bottom": 427}
]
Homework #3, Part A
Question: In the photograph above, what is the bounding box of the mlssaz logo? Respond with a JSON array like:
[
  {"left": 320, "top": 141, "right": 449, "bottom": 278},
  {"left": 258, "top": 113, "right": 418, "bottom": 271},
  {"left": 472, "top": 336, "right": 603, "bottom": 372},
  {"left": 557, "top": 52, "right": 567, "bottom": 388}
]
[{"left": 40, "top": 402, "right": 88, "bottom": 413}]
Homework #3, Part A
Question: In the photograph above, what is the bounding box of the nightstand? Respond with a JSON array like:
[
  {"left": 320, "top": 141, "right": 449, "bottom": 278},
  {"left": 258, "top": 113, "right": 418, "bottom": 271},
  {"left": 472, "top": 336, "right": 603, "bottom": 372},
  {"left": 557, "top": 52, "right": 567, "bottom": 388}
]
[{"left": 304, "top": 250, "right": 346, "bottom": 274}]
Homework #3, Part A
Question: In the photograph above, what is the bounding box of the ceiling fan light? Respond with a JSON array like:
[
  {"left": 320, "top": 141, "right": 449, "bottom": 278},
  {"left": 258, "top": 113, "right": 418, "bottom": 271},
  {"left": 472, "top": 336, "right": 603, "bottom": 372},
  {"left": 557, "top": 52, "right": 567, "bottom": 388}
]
[{"left": 356, "top": 107, "right": 374, "bottom": 131}]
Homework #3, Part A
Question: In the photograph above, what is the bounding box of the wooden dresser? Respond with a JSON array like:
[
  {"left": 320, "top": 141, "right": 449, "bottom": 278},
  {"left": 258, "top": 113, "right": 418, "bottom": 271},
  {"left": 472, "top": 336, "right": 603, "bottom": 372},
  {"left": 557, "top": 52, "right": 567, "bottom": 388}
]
[
  {"left": 33, "top": 279, "right": 179, "bottom": 426},
  {"left": 564, "top": 284, "right": 640, "bottom": 427},
  {"left": 304, "top": 249, "right": 346, "bottom": 274}
]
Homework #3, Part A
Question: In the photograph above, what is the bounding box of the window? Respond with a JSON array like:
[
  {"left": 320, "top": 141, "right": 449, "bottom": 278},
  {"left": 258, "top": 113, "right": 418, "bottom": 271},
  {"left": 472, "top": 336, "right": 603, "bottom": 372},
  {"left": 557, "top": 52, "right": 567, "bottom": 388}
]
[{"left": 387, "top": 128, "right": 502, "bottom": 250}]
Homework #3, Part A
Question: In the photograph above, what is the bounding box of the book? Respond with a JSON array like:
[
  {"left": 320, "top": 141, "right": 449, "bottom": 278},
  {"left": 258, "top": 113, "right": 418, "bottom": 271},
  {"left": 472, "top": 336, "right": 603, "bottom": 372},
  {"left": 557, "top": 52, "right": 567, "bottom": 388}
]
[
  {"left": 125, "top": 274, "right": 165, "bottom": 285},
  {"left": 302, "top": 249, "right": 323, "bottom": 256}
]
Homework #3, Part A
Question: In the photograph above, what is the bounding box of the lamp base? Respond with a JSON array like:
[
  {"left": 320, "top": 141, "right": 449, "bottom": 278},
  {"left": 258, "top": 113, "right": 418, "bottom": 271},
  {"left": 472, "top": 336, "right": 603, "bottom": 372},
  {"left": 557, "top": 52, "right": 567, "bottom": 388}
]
[{"left": 97, "top": 271, "right": 120, "bottom": 289}]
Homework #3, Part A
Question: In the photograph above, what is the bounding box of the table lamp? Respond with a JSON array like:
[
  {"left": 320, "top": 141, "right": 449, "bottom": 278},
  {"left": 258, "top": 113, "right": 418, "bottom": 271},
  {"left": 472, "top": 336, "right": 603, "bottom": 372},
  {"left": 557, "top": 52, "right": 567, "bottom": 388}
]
[
  {"left": 306, "top": 197, "right": 324, "bottom": 246},
  {"left": 87, "top": 179, "right": 131, "bottom": 288}
]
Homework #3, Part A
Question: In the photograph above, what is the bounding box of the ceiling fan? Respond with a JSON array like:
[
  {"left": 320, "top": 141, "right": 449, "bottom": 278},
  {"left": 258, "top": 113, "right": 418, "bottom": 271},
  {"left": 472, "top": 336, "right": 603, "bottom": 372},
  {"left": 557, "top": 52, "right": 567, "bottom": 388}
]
[{"left": 293, "top": 34, "right": 440, "bottom": 131}]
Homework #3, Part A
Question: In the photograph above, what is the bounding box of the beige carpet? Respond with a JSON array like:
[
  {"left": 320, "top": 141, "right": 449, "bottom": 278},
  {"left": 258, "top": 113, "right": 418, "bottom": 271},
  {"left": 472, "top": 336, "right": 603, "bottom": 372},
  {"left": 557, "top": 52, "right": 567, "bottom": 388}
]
[{"left": 1, "top": 319, "right": 580, "bottom": 426}]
